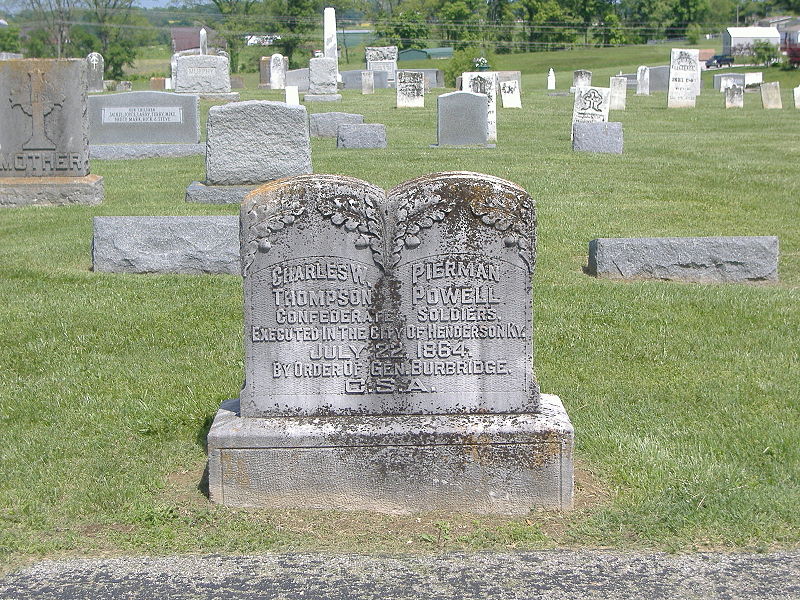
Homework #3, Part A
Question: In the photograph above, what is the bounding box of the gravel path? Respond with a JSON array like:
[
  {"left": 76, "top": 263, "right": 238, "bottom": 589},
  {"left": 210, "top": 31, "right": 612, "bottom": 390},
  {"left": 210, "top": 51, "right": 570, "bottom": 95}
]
[{"left": 2, "top": 551, "right": 799, "bottom": 599}]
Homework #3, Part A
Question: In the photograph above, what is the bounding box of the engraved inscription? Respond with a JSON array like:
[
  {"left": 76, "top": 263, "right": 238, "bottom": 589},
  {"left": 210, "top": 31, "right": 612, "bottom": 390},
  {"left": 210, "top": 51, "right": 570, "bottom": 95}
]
[
  {"left": 101, "top": 106, "right": 183, "bottom": 124},
  {"left": 9, "top": 69, "right": 65, "bottom": 151}
]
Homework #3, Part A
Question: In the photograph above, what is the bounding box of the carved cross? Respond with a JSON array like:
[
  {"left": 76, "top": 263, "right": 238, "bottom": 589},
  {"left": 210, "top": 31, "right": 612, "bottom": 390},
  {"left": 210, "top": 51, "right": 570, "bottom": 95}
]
[
  {"left": 580, "top": 88, "right": 604, "bottom": 112},
  {"left": 9, "top": 68, "right": 65, "bottom": 151}
]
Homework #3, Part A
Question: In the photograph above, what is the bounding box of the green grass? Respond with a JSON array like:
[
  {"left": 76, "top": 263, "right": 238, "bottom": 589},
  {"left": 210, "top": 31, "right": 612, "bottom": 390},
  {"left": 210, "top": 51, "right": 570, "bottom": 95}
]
[{"left": 1, "top": 46, "right": 799, "bottom": 570}]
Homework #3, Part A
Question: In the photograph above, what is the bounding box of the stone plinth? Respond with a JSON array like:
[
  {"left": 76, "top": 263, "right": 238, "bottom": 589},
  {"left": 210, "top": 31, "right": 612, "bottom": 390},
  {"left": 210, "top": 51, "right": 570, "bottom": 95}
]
[
  {"left": 90, "top": 143, "right": 204, "bottom": 160},
  {"left": 336, "top": 124, "right": 387, "bottom": 148},
  {"left": 0, "top": 175, "right": 103, "bottom": 207},
  {"left": 572, "top": 122, "right": 623, "bottom": 154},
  {"left": 207, "top": 393, "right": 573, "bottom": 513}
]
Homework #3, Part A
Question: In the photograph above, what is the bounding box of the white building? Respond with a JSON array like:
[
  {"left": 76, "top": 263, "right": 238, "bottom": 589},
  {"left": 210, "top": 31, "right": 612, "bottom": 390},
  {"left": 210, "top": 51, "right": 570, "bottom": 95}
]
[{"left": 723, "top": 27, "right": 781, "bottom": 55}]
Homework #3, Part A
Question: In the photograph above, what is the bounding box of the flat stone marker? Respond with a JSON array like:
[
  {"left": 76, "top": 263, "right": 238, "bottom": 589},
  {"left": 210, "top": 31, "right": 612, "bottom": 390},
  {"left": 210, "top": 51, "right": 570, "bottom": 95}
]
[
  {"left": 86, "top": 52, "right": 104, "bottom": 93},
  {"left": 571, "top": 86, "right": 610, "bottom": 139},
  {"left": 270, "top": 53, "right": 286, "bottom": 90},
  {"left": 725, "top": 85, "right": 744, "bottom": 109},
  {"left": 760, "top": 82, "right": 782, "bottom": 109},
  {"left": 547, "top": 68, "right": 555, "bottom": 90},
  {"left": 794, "top": 86, "right": 800, "bottom": 109},
  {"left": 588, "top": 236, "right": 779, "bottom": 283},
  {"left": 572, "top": 69, "right": 592, "bottom": 92},
  {"left": 185, "top": 100, "right": 311, "bottom": 204},
  {"left": 361, "top": 70, "right": 374, "bottom": 94},
  {"left": 396, "top": 70, "right": 424, "bottom": 108},
  {"left": 305, "top": 57, "right": 341, "bottom": 102},
  {"left": 175, "top": 55, "right": 239, "bottom": 100},
  {"left": 500, "top": 79, "right": 521, "bottom": 108},
  {"left": 636, "top": 66, "right": 649, "bottom": 95},
  {"left": 92, "top": 216, "right": 239, "bottom": 274},
  {"left": 572, "top": 122, "right": 623, "bottom": 154},
  {"left": 285, "top": 86, "right": 300, "bottom": 106},
  {"left": 609, "top": 76, "right": 627, "bottom": 110},
  {"left": 309, "top": 112, "right": 364, "bottom": 138},
  {"left": 207, "top": 172, "right": 573, "bottom": 513},
  {"left": 434, "top": 91, "right": 488, "bottom": 147},
  {"left": 463, "top": 72, "right": 498, "bottom": 142},
  {"left": 668, "top": 49, "right": 700, "bottom": 108},
  {"left": 336, "top": 123, "right": 387, "bottom": 148},
  {"left": 0, "top": 58, "right": 104, "bottom": 206}
]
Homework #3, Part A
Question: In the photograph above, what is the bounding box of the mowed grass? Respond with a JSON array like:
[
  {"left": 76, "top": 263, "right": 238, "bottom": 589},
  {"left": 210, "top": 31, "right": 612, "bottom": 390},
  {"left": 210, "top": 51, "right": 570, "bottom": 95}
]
[{"left": 1, "top": 47, "right": 799, "bottom": 569}]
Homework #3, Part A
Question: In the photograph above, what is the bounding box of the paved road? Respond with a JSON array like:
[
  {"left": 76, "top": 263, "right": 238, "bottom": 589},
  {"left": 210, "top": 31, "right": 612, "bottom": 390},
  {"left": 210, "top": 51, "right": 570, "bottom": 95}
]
[{"left": 2, "top": 551, "right": 798, "bottom": 599}]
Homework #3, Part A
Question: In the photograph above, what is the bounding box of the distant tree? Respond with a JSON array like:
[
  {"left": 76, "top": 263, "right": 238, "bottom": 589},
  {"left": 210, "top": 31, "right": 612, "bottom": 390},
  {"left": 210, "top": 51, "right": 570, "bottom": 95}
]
[
  {"left": 207, "top": 0, "right": 259, "bottom": 72},
  {"left": 516, "top": 0, "right": 579, "bottom": 51},
  {"left": 752, "top": 39, "right": 779, "bottom": 65},
  {"left": 375, "top": 10, "right": 429, "bottom": 49},
  {"left": 22, "top": 0, "right": 79, "bottom": 57},
  {"left": 598, "top": 11, "right": 627, "bottom": 45},
  {"left": 0, "top": 23, "right": 21, "bottom": 51},
  {"left": 262, "top": 0, "right": 322, "bottom": 69},
  {"left": 438, "top": 0, "right": 483, "bottom": 50}
]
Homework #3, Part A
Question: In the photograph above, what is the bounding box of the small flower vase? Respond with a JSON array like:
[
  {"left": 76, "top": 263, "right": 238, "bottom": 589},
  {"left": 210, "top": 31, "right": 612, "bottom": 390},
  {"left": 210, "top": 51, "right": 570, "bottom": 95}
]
[{"left": 477, "top": 65, "right": 489, "bottom": 71}]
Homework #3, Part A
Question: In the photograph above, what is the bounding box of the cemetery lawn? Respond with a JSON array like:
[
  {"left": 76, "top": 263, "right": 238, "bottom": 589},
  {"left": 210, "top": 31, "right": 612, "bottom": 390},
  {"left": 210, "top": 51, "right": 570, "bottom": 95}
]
[{"left": 2, "top": 49, "right": 800, "bottom": 570}]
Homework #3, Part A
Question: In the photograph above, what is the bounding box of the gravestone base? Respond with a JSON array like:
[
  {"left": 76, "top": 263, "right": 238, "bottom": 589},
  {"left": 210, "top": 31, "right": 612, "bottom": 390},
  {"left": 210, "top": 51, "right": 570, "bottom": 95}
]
[
  {"left": 90, "top": 143, "right": 205, "bottom": 160},
  {"left": 185, "top": 181, "right": 262, "bottom": 205},
  {"left": 430, "top": 143, "right": 496, "bottom": 149},
  {"left": 0, "top": 175, "right": 104, "bottom": 207},
  {"left": 303, "top": 93, "right": 342, "bottom": 102},
  {"left": 180, "top": 92, "right": 240, "bottom": 101},
  {"left": 207, "top": 393, "right": 574, "bottom": 514}
]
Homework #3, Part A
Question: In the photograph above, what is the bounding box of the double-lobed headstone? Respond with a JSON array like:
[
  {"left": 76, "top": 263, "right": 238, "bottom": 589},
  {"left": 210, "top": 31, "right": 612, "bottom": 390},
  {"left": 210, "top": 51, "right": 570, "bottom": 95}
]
[
  {"left": 636, "top": 66, "right": 649, "bottom": 95},
  {"left": 500, "top": 79, "right": 521, "bottom": 109},
  {"left": 185, "top": 100, "right": 311, "bottom": 204},
  {"left": 667, "top": 49, "right": 701, "bottom": 108},
  {"left": 435, "top": 91, "right": 489, "bottom": 147},
  {"left": 0, "top": 58, "right": 103, "bottom": 206},
  {"left": 760, "top": 82, "right": 782, "bottom": 109},
  {"left": 725, "top": 85, "right": 744, "bottom": 109},
  {"left": 208, "top": 171, "right": 572, "bottom": 513},
  {"left": 270, "top": 54, "right": 286, "bottom": 90},
  {"left": 396, "top": 70, "right": 424, "bottom": 108},
  {"left": 609, "top": 76, "right": 627, "bottom": 110},
  {"left": 86, "top": 52, "right": 104, "bottom": 93},
  {"left": 463, "top": 72, "right": 498, "bottom": 143}
]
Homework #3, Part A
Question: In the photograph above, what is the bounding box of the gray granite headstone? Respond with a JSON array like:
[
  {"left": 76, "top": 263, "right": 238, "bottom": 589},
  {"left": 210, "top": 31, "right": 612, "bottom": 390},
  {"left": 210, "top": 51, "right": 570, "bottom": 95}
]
[
  {"left": 175, "top": 54, "right": 231, "bottom": 93},
  {"left": 286, "top": 68, "right": 309, "bottom": 91},
  {"left": 435, "top": 91, "right": 488, "bottom": 146},
  {"left": 572, "top": 121, "right": 623, "bottom": 154},
  {"left": 308, "top": 57, "right": 337, "bottom": 95},
  {"left": 365, "top": 46, "right": 398, "bottom": 82},
  {"left": 88, "top": 91, "right": 200, "bottom": 144},
  {"left": 205, "top": 100, "right": 311, "bottom": 185},
  {"left": 86, "top": 52, "right": 104, "bottom": 93},
  {"left": 760, "top": 82, "right": 782, "bottom": 109},
  {"left": 588, "top": 237, "right": 779, "bottom": 283},
  {"left": 336, "top": 123, "right": 386, "bottom": 148},
  {"left": 647, "top": 65, "right": 669, "bottom": 92},
  {"left": 725, "top": 85, "right": 744, "bottom": 109},
  {"left": 115, "top": 81, "right": 132, "bottom": 92},
  {"left": 309, "top": 112, "right": 364, "bottom": 138}
]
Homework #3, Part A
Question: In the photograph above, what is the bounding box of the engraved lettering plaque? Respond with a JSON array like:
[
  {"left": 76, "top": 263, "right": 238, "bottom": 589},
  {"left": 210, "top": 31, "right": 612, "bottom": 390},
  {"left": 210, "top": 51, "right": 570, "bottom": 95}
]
[
  {"left": 89, "top": 91, "right": 200, "bottom": 144},
  {"left": 240, "top": 172, "right": 538, "bottom": 417}
]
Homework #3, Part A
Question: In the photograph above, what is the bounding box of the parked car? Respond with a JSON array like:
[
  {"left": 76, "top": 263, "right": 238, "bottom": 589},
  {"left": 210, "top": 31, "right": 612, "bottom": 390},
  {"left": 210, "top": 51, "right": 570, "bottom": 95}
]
[{"left": 706, "top": 54, "right": 735, "bottom": 68}]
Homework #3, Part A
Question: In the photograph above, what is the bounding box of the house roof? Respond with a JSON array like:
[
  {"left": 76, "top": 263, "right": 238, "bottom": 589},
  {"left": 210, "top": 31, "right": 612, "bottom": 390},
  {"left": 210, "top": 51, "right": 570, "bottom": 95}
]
[{"left": 726, "top": 26, "right": 780, "bottom": 38}]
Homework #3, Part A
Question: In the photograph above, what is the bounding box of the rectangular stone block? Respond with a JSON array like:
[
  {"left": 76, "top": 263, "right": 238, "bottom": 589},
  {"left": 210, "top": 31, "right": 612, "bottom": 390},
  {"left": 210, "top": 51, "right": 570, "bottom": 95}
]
[
  {"left": 760, "top": 82, "right": 782, "bottom": 109},
  {"left": 309, "top": 112, "right": 363, "bottom": 138},
  {"left": 668, "top": 49, "right": 700, "bottom": 108},
  {"left": 286, "top": 68, "right": 309, "bottom": 92},
  {"left": 92, "top": 216, "right": 239, "bottom": 274},
  {"left": 396, "top": 71, "right": 424, "bottom": 108},
  {"left": 588, "top": 236, "right": 779, "bottom": 282},
  {"left": 572, "top": 122, "right": 623, "bottom": 154},
  {"left": 336, "top": 124, "right": 387, "bottom": 148},
  {"left": 725, "top": 85, "right": 744, "bottom": 109},
  {"left": 207, "top": 393, "right": 573, "bottom": 513},
  {"left": 714, "top": 72, "right": 744, "bottom": 91},
  {"left": 88, "top": 91, "right": 200, "bottom": 144},
  {"left": 0, "top": 59, "right": 89, "bottom": 178},
  {"left": 500, "top": 79, "right": 521, "bottom": 108},
  {"left": 462, "top": 72, "right": 498, "bottom": 142},
  {"left": 175, "top": 55, "right": 231, "bottom": 94},
  {"left": 309, "top": 57, "right": 337, "bottom": 95},
  {"left": 648, "top": 65, "right": 670, "bottom": 92},
  {"left": 0, "top": 174, "right": 103, "bottom": 206},
  {"left": 609, "top": 76, "right": 627, "bottom": 110},
  {"left": 436, "top": 91, "right": 488, "bottom": 146}
]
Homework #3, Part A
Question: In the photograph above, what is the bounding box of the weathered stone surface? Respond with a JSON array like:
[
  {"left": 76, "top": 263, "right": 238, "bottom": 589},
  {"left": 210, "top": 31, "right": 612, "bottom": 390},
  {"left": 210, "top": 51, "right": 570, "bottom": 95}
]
[
  {"left": 230, "top": 75, "right": 244, "bottom": 89},
  {"left": 361, "top": 70, "right": 374, "bottom": 94},
  {"left": 760, "top": 82, "right": 782, "bottom": 109},
  {"left": 0, "top": 58, "right": 90, "bottom": 178},
  {"left": 86, "top": 52, "right": 104, "bottom": 93},
  {"left": 92, "top": 216, "right": 239, "bottom": 274},
  {"left": 0, "top": 52, "right": 24, "bottom": 60},
  {"left": 668, "top": 49, "right": 700, "bottom": 108},
  {"left": 199, "top": 27, "right": 208, "bottom": 55},
  {"left": 499, "top": 79, "right": 521, "bottom": 108},
  {"left": 309, "top": 57, "right": 337, "bottom": 95},
  {"left": 205, "top": 100, "right": 311, "bottom": 186},
  {"left": 259, "top": 56, "right": 270, "bottom": 87},
  {"left": 303, "top": 93, "right": 342, "bottom": 103},
  {"left": 309, "top": 112, "right": 363, "bottom": 138},
  {"left": 90, "top": 143, "right": 204, "bottom": 160},
  {"left": 286, "top": 68, "right": 309, "bottom": 91},
  {"left": 794, "top": 85, "right": 800, "bottom": 108},
  {"left": 496, "top": 71, "right": 521, "bottom": 86},
  {"left": 588, "top": 236, "right": 779, "bottom": 282},
  {"left": 648, "top": 65, "right": 670, "bottom": 92},
  {"left": 185, "top": 181, "right": 260, "bottom": 204},
  {"left": 436, "top": 91, "right": 488, "bottom": 146},
  {"left": 0, "top": 174, "right": 103, "bottom": 206},
  {"left": 149, "top": 77, "right": 166, "bottom": 90},
  {"left": 572, "top": 122, "right": 623, "bottom": 154},
  {"left": 340, "top": 69, "right": 388, "bottom": 90},
  {"left": 636, "top": 65, "right": 649, "bottom": 95},
  {"left": 115, "top": 81, "right": 132, "bottom": 92},
  {"left": 270, "top": 53, "right": 286, "bottom": 90},
  {"left": 572, "top": 69, "right": 592, "bottom": 90},
  {"left": 175, "top": 55, "right": 231, "bottom": 94},
  {"left": 208, "top": 393, "right": 573, "bottom": 512},
  {"left": 725, "top": 85, "right": 744, "bottom": 109},
  {"left": 462, "top": 72, "right": 498, "bottom": 142},
  {"left": 323, "top": 7, "right": 338, "bottom": 63},
  {"left": 336, "top": 123, "right": 386, "bottom": 148},
  {"left": 714, "top": 72, "right": 744, "bottom": 91},
  {"left": 396, "top": 70, "right": 424, "bottom": 108},
  {"left": 417, "top": 68, "right": 444, "bottom": 89},
  {"left": 88, "top": 91, "right": 200, "bottom": 144},
  {"left": 609, "top": 76, "right": 627, "bottom": 110},
  {"left": 571, "top": 86, "right": 610, "bottom": 139},
  {"left": 365, "top": 46, "right": 398, "bottom": 82},
  {"left": 745, "top": 72, "right": 763, "bottom": 86}
]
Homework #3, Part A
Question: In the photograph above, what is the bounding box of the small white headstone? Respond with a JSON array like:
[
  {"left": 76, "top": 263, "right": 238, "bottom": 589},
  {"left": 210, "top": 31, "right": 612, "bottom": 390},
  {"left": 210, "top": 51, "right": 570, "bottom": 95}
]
[
  {"left": 165, "top": 77, "right": 173, "bottom": 90},
  {"left": 725, "top": 85, "right": 744, "bottom": 109},
  {"left": 547, "top": 68, "right": 555, "bottom": 90},
  {"left": 667, "top": 48, "right": 700, "bottom": 108},
  {"left": 270, "top": 53, "right": 286, "bottom": 90},
  {"left": 572, "top": 86, "right": 610, "bottom": 140},
  {"left": 200, "top": 27, "right": 208, "bottom": 55},
  {"left": 361, "top": 70, "right": 374, "bottom": 95},
  {"left": 87, "top": 52, "right": 104, "bottom": 93},
  {"left": 760, "top": 82, "right": 782, "bottom": 109},
  {"left": 285, "top": 85, "right": 300, "bottom": 106},
  {"left": 396, "top": 70, "right": 424, "bottom": 108},
  {"left": 794, "top": 86, "right": 800, "bottom": 109},
  {"left": 500, "top": 79, "right": 521, "bottom": 108},
  {"left": 609, "top": 76, "right": 627, "bottom": 110},
  {"left": 636, "top": 66, "right": 649, "bottom": 95},
  {"left": 463, "top": 71, "right": 498, "bottom": 143},
  {"left": 744, "top": 72, "right": 763, "bottom": 87}
]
